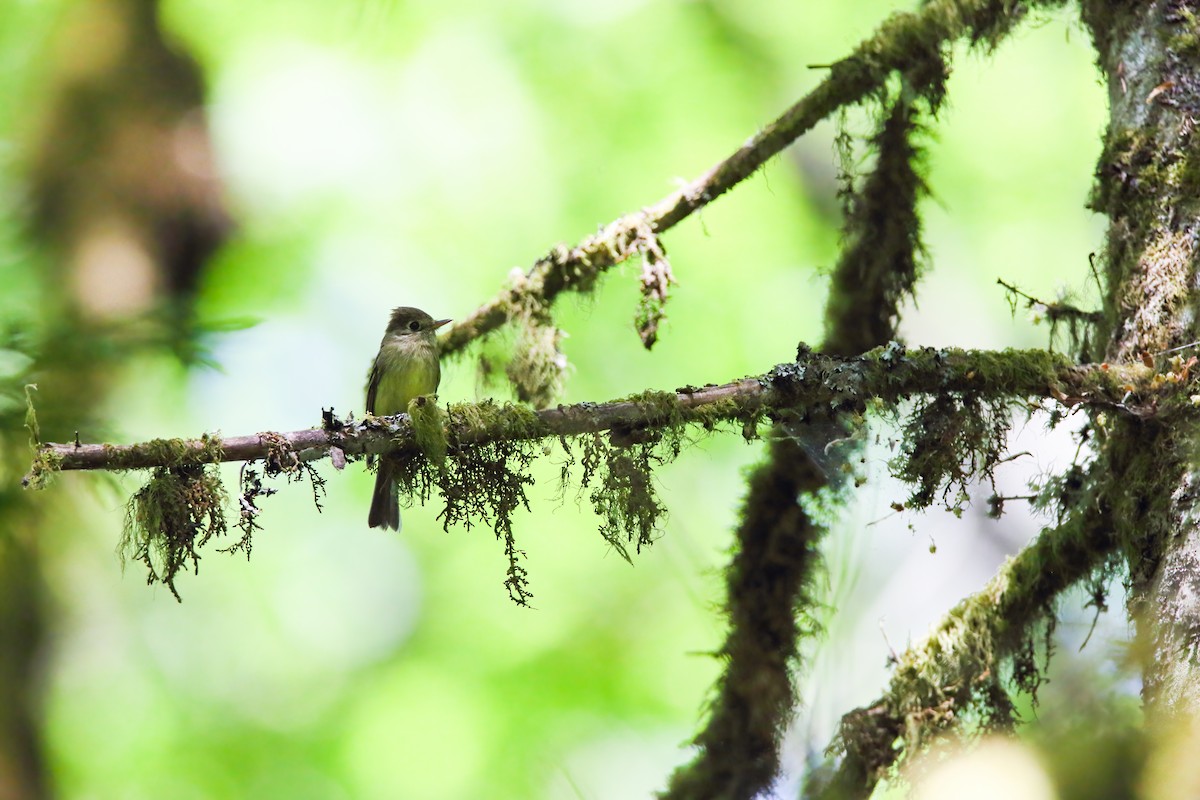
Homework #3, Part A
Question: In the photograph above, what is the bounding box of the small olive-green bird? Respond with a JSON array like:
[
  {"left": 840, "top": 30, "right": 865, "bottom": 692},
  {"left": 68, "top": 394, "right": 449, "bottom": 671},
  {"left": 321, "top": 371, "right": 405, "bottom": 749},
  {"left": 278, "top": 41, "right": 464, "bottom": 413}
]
[{"left": 366, "top": 306, "right": 451, "bottom": 530}]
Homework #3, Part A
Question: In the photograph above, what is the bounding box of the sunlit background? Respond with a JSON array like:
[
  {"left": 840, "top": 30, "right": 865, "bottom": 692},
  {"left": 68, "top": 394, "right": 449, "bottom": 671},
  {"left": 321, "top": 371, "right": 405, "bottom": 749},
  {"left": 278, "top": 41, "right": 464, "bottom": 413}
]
[{"left": 0, "top": 0, "right": 1134, "bottom": 797}]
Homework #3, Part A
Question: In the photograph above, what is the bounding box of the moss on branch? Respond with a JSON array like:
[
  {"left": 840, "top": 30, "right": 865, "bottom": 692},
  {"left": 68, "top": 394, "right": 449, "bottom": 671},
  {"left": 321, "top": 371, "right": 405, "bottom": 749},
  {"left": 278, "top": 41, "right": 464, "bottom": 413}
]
[
  {"left": 35, "top": 347, "right": 1164, "bottom": 476},
  {"left": 819, "top": 484, "right": 1119, "bottom": 796},
  {"left": 30, "top": 344, "right": 1186, "bottom": 605}
]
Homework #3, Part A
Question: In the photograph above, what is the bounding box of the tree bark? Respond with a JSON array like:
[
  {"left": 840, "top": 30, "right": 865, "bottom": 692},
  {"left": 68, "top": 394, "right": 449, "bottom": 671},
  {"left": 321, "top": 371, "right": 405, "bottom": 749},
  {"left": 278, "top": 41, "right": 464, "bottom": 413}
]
[{"left": 1083, "top": 0, "right": 1200, "bottom": 721}]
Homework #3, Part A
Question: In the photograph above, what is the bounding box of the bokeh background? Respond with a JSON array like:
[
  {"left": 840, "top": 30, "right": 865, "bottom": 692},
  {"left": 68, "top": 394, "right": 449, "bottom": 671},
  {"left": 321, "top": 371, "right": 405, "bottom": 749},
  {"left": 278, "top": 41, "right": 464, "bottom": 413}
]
[{"left": 0, "top": 0, "right": 1130, "bottom": 797}]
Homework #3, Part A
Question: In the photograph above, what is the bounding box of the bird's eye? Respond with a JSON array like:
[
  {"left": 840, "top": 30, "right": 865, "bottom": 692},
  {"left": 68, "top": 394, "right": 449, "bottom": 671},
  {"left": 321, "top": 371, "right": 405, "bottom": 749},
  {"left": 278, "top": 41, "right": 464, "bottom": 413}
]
[{"left": 407, "top": 320, "right": 420, "bottom": 332}]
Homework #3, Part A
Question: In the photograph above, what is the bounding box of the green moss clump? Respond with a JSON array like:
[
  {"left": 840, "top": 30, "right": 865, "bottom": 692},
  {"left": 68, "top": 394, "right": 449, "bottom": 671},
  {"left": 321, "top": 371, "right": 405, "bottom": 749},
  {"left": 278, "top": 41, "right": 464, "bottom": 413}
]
[
  {"left": 101, "top": 433, "right": 225, "bottom": 471},
  {"left": 23, "top": 447, "right": 63, "bottom": 490},
  {"left": 449, "top": 397, "right": 545, "bottom": 435},
  {"left": 119, "top": 464, "right": 228, "bottom": 601},
  {"left": 691, "top": 396, "right": 758, "bottom": 436},
  {"left": 579, "top": 392, "right": 689, "bottom": 560},
  {"left": 393, "top": 401, "right": 544, "bottom": 604},
  {"left": 877, "top": 590, "right": 1048, "bottom": 754},
  {"left": 408, "top": 395, "right": 448, "bottom": 469},
  {"left": 634, "top": 295, "right": 666, "bottom": 350}
]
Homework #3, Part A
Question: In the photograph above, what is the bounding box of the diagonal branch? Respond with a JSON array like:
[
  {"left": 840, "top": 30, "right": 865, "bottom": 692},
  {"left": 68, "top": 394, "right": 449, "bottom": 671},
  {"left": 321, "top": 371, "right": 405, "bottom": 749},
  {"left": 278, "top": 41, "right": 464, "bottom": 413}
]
[
  {"left": 439, "top": 0, "right": 1051, "bottom": 358},
  {"left": 811, "top": 489, "right": 1116, "bottom": 799},
  {"left": 33, "top": 347, "right": 1147, "bottom": 476}
]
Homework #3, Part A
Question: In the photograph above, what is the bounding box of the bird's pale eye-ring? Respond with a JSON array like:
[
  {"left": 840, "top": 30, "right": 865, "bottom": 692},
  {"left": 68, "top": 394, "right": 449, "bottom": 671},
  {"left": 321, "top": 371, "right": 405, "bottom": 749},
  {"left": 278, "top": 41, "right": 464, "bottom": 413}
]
[{"left": 407, "top": 320, "right": 421, "bottom": 332}]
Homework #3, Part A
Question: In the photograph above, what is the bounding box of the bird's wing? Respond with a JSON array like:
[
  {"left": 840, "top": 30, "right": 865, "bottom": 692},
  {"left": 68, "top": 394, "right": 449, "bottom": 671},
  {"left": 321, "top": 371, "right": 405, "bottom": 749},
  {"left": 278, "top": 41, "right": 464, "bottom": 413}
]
[{"left": 365, "top": 356, "right": 381, "bottom": 414}]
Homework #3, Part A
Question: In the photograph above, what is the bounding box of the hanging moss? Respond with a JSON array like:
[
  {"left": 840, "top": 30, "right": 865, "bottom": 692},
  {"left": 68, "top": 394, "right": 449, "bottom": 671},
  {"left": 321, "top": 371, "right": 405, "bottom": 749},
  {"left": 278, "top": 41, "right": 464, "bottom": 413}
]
[
  {"left": 576, "top": 434, "right": 668, "bottom": 561},
  {"left": 119, "top": 464, "right": 228, "bottom": 601},
  {"left": 632, "top": 229, "right": 675, "bottom": 350},
  {"left": 377, "top": 394, "right": 707, "bottom": 603},
  {"left": 225, "top": 432, "right": 327, "bottom": 559},
  {"left": 395, "top": 427, "right": 537, "bottom": 605},
  {"left": 891, "top": 393, "right": 1014, "bottom": 514},
  {"left": 507, "top": 318, "right": 566, "bottom": 410}
]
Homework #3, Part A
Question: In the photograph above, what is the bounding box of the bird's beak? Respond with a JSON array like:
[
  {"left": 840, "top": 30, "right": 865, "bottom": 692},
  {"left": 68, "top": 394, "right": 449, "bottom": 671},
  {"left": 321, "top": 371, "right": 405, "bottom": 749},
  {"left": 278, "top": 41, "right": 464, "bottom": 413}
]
[{"left": 433, "top": 318, "right": 452, "bottom": 330}]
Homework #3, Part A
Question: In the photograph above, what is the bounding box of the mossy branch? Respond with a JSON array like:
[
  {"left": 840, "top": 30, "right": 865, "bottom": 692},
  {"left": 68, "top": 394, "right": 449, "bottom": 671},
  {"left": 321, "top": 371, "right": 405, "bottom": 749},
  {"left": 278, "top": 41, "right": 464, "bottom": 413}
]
[
  {"left": 812, "top": 492, "right": 1117, "bottom": 798},
  {"left": 32, "top": 346, "right": 1153, "bottom": 475},
  {"left": 438, "top": 0, "right": 1063, "bottom": 359},
  {"left": 662, "top": 435, "right": 828, "bottom": 799}
]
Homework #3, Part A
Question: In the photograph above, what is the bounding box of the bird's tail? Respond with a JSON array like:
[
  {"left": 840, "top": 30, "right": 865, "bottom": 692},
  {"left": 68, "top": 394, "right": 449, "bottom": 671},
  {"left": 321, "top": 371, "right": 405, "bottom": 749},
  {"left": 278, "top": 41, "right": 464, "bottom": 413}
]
[{"left": 368, "top": 460, "right": 401, "bottom": 531}]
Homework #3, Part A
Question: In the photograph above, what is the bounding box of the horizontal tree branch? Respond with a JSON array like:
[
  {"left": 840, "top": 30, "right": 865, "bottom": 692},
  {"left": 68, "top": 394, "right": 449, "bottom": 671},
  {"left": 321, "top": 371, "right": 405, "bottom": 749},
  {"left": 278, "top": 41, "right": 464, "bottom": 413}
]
[
  {"left": 32, "top": 346, "right": 1152, "bottom": 476},
  {"left": 439, "top": 0, "right": 1040, "bottom": 357}
]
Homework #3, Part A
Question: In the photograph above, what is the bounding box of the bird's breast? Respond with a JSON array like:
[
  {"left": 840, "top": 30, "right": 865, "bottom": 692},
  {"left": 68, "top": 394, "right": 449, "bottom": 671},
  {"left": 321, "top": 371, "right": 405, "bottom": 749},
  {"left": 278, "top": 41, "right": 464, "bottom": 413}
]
[{"left": 372, "top": 338, "right": 441, "bottom": 414}]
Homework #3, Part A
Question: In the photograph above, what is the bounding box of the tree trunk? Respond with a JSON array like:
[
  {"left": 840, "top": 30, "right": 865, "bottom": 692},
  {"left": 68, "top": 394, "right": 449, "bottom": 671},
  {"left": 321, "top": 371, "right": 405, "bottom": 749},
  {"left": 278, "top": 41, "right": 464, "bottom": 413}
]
[{"left": 1084, "top": 0, "right": 1200, "bottom": 720}]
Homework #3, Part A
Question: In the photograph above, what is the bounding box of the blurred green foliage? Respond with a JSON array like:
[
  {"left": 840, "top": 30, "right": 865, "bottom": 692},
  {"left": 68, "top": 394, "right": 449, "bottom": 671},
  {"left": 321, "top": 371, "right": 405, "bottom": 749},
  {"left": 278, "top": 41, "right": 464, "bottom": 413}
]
[{"left": 1, "top": 0, "right": 1111, "bottom": 797}]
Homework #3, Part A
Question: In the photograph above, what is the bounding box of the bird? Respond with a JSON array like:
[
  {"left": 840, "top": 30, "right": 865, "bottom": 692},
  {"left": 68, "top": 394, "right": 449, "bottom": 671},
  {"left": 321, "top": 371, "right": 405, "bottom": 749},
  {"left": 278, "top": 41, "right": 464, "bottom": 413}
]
[{"left": 365, "top": 306, "right": 451, "bottom": 530}]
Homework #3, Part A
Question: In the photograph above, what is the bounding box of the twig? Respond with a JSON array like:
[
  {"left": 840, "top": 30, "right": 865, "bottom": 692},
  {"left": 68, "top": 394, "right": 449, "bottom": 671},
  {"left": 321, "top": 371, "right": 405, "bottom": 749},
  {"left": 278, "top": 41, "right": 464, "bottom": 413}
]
[{"left": 997, "top": 278, "right": 1105, "bottom": 325}]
